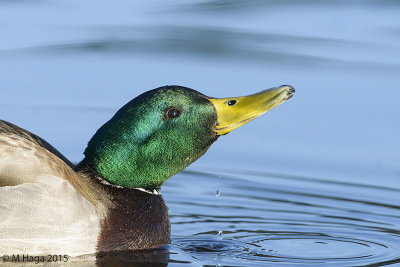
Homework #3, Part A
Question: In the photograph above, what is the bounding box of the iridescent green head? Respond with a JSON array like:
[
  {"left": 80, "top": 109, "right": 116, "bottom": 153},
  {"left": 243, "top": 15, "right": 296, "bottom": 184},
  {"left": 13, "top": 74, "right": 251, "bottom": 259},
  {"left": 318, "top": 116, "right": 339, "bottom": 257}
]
[{"left": 84, "top": 85, "right": 294, "bottom": 190}]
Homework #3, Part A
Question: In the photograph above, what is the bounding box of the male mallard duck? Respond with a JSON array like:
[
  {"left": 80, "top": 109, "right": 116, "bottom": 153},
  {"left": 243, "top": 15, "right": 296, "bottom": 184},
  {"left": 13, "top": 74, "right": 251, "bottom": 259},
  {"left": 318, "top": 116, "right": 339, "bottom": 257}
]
[{"left": 0, "top": 85, "right": 294, "bottom": 256}]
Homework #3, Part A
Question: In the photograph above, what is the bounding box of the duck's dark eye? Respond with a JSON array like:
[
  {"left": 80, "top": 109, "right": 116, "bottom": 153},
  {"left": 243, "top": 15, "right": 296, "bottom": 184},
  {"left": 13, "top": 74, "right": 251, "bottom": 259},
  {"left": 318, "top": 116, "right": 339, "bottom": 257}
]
[
  {"left": 165, "top": 108, "right": 181, "bottom": 119},
  {"left": 227, "top": 100, "right": 237, "bottom": 106}
]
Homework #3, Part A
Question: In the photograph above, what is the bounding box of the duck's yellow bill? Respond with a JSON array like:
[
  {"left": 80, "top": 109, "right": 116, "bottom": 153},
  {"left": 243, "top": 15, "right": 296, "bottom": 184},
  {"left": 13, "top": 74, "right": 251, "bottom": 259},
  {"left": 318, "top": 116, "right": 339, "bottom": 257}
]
[{"left": 208, "top": 85, "right": 295, "bottom": 135}]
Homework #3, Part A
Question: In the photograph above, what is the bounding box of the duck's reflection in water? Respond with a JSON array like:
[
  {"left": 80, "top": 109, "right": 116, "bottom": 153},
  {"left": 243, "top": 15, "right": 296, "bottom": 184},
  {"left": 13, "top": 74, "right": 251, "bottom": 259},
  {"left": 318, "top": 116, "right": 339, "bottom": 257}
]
[{"left": 96, "top": 247, "right": 170, "bottom": 267}]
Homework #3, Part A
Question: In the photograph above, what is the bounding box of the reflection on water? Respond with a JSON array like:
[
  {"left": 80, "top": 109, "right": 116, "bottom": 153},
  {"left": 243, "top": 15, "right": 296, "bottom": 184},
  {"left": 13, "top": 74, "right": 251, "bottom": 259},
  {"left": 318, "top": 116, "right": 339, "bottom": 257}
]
[
  {"left": 2, "top": 26, "right": 338, "bottom": 67},
  {"left": 164, "top": 170, "right": 400, "bottom": 266},
  {"left": 0, "top": 0, "right": 399, "bottom": 266},
  {"left": 4, "top": 25, "right": 398, "bottom": 72},
  {"left": 96, "top": 249, "right": 169, "bottom": 267}
]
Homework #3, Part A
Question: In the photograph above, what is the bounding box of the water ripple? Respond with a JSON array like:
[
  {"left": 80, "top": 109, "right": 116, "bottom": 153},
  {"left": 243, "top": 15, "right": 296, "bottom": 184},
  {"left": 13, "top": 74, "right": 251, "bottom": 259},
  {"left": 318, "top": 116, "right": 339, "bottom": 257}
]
[{"left": 166, "top": 169, "right": 400, "bottom": 266}]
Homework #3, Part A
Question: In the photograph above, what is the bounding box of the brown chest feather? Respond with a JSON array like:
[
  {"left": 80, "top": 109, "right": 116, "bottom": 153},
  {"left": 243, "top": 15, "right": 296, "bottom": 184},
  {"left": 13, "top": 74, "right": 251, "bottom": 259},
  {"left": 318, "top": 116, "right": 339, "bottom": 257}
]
[{"left": 97, "top": 187, "right": 170, "bottom": 252}]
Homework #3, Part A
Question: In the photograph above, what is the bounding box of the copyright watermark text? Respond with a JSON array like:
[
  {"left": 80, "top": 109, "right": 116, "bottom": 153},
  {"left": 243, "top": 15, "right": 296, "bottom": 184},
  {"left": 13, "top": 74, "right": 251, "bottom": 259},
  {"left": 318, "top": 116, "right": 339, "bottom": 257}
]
[{"left": 2, "top": 254, "right": 69, "bottom": 264}]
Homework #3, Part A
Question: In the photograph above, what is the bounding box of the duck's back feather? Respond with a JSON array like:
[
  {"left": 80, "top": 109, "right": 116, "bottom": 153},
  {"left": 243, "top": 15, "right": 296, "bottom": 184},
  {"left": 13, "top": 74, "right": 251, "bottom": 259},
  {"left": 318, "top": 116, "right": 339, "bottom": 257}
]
[
  {"left": 0, "top": 120, "right": 102, "bottom": 255},
  {"left": 0, "top": 120, "right": 109, "bottom": 206},
  {"left": 0, "top": 120, "right": 74, "bottom": 170},
  {"left": 0, "top": 120, "right": 76, "bottom": 186}
]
